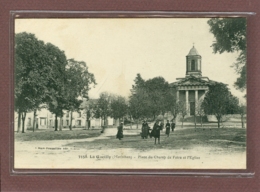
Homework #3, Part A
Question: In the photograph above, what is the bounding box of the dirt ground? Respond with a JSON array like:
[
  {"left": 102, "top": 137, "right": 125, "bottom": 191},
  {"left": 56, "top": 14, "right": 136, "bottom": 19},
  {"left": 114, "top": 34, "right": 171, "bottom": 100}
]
[{"left": 14, "top": 122, "right": 246, "bottom": 169}]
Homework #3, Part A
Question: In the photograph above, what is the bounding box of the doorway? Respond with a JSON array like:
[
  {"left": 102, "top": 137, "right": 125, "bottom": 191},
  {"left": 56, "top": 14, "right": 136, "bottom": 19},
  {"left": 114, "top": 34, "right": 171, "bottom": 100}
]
[{"left": 190, "top": 102, "right": 195, "bottom": 116}]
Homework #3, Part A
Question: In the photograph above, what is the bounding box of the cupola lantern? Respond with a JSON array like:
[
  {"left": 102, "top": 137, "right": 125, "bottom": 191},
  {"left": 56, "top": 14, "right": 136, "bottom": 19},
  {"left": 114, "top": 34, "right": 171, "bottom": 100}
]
[{"left": 186, "top": 45, "right": 202, "bottom": 77}]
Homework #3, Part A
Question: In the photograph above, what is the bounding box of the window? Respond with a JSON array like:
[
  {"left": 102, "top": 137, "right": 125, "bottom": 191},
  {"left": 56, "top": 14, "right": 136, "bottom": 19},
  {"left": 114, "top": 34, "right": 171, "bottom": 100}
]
[
  {"left": 77, "top": 120, "right": 81, "bottom": 126},
  {"left": 66, "top": 120, "right": 69, "bottom": 125},
  {"left": 191, "top": 60, "right": 196, "bottom": 71},
  {"left": 78, "top": 112, "right": 81, "bottom": 118},
  {"left": 66, "top": 112, "right": 69, "bottom": 118},
  {"left": 190, "top": 102, "right": 195, "bottom": 116},
  {"left": 27, "top": 118, "right": 31, "bottom": 126}
]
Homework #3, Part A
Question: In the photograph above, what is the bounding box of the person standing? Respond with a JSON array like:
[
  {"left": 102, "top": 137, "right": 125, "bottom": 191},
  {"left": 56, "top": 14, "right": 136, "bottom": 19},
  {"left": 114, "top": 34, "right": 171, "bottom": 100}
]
[
  {"left": 116, "top": 122, "right": 124, "bottom": 140},
  {"left": 171, "top": 120, "right": 176, "bottom": 132},
  {"left": 152, "top": 120, "right": 162, "bottom": 144},
  {"left": 141, "top": 120, "right": 149, "bottom": 139},
  {"left": 165, "top": 120, "right": 170, "bottom": 137}
]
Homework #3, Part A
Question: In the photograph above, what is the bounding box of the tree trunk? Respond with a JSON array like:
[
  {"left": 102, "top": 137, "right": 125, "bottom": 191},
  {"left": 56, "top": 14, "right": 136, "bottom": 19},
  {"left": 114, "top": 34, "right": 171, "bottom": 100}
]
[
  {"left": 194, "top": 115, "right": 197, "bottom": 129},
  {"left": 21, "top": 112, "right": 26, "bottom": 133},
  {"left": 215, "top": 114, "right": 222, "bottom": 128},
  {"left": 86, "top": 111, "right": 89, "bottom": 130},
  {"left": 46, "top": 113, "right": 49, "bottom": 129},
  {"left": 217, "top": 117, "right": 220, "bottom": 128},
  {"left": 200, "top": 116, "right": 203, "bottom": 128},
  {"left": 33, "top": 109, "right": 37, "bottom": 132},
  {"left": 181, "top": 117, "right": 184, "bottom": 128},
  {"left": 241, "top": 114, "right": 244, "bottom": 128},
  {"left": 130, "top": 116, "right": 132, "bottom": 129},
  {"left": 173, "top": 114, "right": 176, "bottom": 123},
  {"left": 70, "top": 111, "right": 73, "bottom": 131},
  {"left": 17, "top": 111, "right": 21, "bottom": 133},
  {"left": 85, "top": 111, "right": 88, "bottom": 130},
  {"left": 59, "top": 117, "right": 63, "bottom": 131},
  {"left": 55, "top": 114, "right": 58, "bottom": 131}
]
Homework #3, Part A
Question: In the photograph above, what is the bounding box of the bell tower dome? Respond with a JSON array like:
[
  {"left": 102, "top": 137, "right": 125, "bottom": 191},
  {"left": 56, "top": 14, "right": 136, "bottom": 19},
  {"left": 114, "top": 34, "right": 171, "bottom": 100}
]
[{"left": 186, "top": 45, "right": 202, "bottom": 77}]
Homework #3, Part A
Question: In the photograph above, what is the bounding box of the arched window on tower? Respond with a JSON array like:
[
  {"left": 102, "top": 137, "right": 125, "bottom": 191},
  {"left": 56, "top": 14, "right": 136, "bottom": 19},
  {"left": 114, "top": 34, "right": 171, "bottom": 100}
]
[{"left": 191, "top": 60, "right": 196, "bottom": 71}]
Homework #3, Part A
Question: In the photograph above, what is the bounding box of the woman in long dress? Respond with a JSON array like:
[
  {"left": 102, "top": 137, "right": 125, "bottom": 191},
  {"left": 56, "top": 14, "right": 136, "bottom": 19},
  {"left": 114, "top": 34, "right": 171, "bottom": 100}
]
[
  {"left": 152, "top": 120, "right": 162, "bottom": 144},
  {"left": 141, "top": 120, "right": 149, "bottom": 139},
  {"left": 165, "top": 120, "right": 170, "bottom": 137},
  {"left": 116, "top": 122, "right": 124, "bottom": 140},
  {"left": 171, "top": 120, "right": 175, "bottom": 132}
]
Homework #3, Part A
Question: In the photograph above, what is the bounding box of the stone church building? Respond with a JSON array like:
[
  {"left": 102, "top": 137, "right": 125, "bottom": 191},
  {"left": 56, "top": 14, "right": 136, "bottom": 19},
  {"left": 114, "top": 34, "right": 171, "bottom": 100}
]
[{"left": 170, "top": 45, "right": 217, "bottom": 116}]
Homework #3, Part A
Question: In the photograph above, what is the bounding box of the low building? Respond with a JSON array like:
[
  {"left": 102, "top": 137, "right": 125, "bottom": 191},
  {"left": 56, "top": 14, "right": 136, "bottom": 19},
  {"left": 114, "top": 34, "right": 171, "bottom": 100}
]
[{"left": 14, "top": 99, "right": 114, "bottom": 132}]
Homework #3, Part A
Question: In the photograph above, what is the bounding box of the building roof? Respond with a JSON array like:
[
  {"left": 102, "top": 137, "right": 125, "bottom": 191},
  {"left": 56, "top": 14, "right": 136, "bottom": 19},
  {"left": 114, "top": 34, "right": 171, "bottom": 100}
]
[
  {"left": 187, "top": 46, "right": 200, "bottom": 56},
  {"left": 170, "top": 75, "right": 213, "bottom": 87}
]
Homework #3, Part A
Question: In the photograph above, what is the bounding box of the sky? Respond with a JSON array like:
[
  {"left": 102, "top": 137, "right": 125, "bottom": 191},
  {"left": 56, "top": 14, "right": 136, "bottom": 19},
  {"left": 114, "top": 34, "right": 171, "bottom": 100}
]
[{"left": 15, "top": 18, "right": 246, "bottom": 102}]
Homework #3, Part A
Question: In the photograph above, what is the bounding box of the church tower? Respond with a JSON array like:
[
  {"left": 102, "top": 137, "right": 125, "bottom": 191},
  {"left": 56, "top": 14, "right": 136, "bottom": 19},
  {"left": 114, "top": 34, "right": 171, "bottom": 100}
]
[
  {"left": 186, "top": 45, "right": 202, "bottom": 77},
  {"left": 170, "top": 45, "right": 217, "bottom": 116}
]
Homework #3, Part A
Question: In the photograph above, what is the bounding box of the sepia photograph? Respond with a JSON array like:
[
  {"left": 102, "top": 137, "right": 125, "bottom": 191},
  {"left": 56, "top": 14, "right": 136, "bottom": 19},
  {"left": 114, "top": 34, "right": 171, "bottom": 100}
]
[{"left": 14, "top": 17, "right": 247, "bottom": 169}]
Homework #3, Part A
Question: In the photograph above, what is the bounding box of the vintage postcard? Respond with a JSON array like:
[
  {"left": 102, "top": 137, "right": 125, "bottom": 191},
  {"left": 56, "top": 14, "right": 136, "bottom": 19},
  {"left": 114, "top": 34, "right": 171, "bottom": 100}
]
[{"left": 14, "top": 17, "right": 246, "bottom": 169}]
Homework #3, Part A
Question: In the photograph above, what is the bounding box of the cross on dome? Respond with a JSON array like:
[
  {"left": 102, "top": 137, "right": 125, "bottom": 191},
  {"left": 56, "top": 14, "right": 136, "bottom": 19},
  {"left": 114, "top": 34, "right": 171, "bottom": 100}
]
[{"left": 187, "top": 44, "right": 200, "bottom": 56}]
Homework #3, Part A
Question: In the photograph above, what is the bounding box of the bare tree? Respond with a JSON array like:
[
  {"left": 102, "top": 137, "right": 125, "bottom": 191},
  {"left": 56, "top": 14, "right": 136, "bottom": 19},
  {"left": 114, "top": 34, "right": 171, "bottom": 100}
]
[
  {"left": 83, "top": 99, "right": 96, "bottom": 130},
  {"left": 178, "top": 101, "right": 187, "bottom": 128},
  {"left": 196, "top": 99, "right": 205, "bottom": 128},
  {"left": 238, "top": 103, "right": 246, "bottom": 128}
]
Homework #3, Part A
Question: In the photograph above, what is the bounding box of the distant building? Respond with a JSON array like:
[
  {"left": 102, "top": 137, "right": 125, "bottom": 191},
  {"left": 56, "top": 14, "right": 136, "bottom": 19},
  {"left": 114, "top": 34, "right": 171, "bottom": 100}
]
[
  {"left": 170, "top": 45, "right": 218, "bottom": 116},
  {"left": 14, "top": 99, "right": 114, "bottom": 132}
]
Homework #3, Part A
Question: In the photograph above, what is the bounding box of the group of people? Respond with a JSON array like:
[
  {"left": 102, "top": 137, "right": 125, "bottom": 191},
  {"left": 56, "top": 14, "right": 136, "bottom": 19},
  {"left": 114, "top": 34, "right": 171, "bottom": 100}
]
[
  {"left": 141, "top": 120, "right": 175, "bottom": 144},
  {"left": 116, "top": 120, "right": 176, "bottom": 144}
]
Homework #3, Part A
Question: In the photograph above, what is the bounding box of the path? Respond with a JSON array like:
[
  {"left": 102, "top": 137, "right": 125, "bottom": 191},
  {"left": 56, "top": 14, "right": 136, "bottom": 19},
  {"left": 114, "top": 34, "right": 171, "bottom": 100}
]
[{"left": 14, "top": 122, "right": 247, "bottom": 169}]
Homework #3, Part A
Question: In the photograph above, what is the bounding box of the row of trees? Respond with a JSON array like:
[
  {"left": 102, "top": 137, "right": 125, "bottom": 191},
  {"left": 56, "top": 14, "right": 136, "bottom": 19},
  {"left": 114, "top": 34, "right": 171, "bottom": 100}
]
[
  {"left": 15, "top": 32, "right": 96, "bottom": 133},
  {"left": 86, "top": 75, "right": 178, "bottom": 129},
  {"left": 88, "top": 93, "right": 128, "bottom": 127}
]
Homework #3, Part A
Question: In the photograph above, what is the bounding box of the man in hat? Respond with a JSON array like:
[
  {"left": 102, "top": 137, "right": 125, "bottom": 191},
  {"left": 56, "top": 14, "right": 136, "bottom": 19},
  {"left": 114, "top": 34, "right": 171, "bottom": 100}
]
[{"left": 116, "top": 122, "right": 124, "bottom": 140}]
